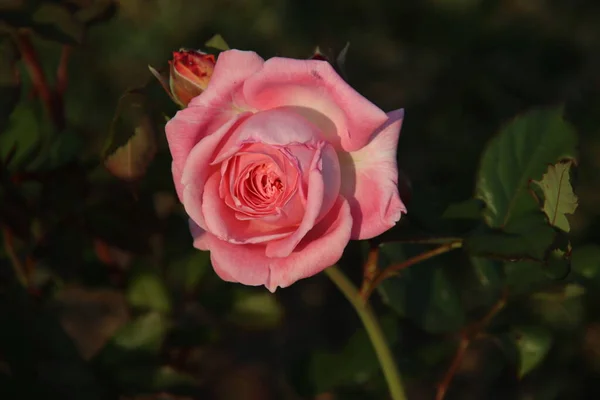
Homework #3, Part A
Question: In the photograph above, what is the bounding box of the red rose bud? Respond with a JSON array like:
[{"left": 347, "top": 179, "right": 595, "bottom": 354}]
[{"left": 169, "top": 49, "right": 216, "bottom": 107}]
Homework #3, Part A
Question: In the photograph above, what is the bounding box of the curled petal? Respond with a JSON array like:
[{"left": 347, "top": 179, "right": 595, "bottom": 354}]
[
  {"left": 242, "top": 57, "right": 388, "bottom": 152},
  {"left": 202, "top": 171, "right": 293, "bottom": 244},
  {"left": 191, "top": 197, "right": 352, "bottom": 292},
  {"left": 191, "top": 224, "right": 271, "bottom": 287},
  {"left": 180, "top": 112, "right": 252, "bottom": 229},
  {"left": 265, "top": 143, "right": 325, "bottom": 258},
  {"left": 212, "top": 108, "right": 321, "bottom": 165},
  {"left": 340, "top": 109, "right": 407, "bottom": 239}
]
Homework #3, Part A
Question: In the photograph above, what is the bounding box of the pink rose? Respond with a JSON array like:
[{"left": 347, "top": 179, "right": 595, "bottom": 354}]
[{"left": 165, "top": 49, "right": 406, "bottom": 292}]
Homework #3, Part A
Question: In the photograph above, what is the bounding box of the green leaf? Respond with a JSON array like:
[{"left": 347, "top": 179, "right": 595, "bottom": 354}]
[
  {"left": 465, "top": 214, "right": 557, "bottom": 261},
  {"left": 111, "top": 312, "right": 168, "bottom": 352},
  {"left": 377, "top": 277, "right": 407, "bottom": 318},
  {"left": 74, "top": 0, "right": 117, "bottom": 26},
  {"left": 475, "top": 108, "right": 577, "bottom": 228},
  {"left": 442, "top": 198, "right": 484, "bottom": 220},
  {"left": 511, "top": 325, "right": 553, "bottom": 378},
  {"left": 167, "top": 251, "right": 211, "bottom": 293},
  {"left": 127, "top": 271, "right": 172, "bottom": 314},
  {"left": 309, "top": 316, "right": 398, "bottom": 392},
  {"left": 0, "top": 102, "right": 42, "bottom": 170},
  {"left": 152, "top": 365, "right": 198, "bottom": 390},
  {"left": 103, "top": 92, "right": 147, "bottom": 157},
  {"left": 31, "top": 3, "right": 84, "bottom": 44},
  {"left": 405, "top": 263, "right": 466, "bottom": 334},
  {"left": 377, "top": 243, "right": 465, "bottom": 332},
  {"left": 104, "top": 114, "right": 157, "bottom": 181},
  {"left": 531, "top": 160, "right": 578, "bottom": 232},
  {"left": 377, "top": 244, "right": 408, "bottom": 317},
  {"left": 531, "top": 283, "right": 586, "bottom": 302},
  {"left": 461, "top": 257, "right": 503, "bottom": 310},
  {"left": 228, "top": 289, "right": 283, "bottom": 329},
  {"left": 205, "top": 34, "right": 230, "bottom": 51},
  {"left": 148, "top": 64, "right": 174, "bottom": 101},
  {"left": 45, "top": 128, "right": 84, "bottom": 167},
  {"left": 530, "top": 287, "right": 585, "bottom": 331},
  {"left": 572, "top": 245, "right": 600, "bottom": 279}
]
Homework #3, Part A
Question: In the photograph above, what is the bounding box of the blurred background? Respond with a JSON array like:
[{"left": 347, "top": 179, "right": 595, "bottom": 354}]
[{"left": 1, "top": 0, "right": 600, "bottom": 399}]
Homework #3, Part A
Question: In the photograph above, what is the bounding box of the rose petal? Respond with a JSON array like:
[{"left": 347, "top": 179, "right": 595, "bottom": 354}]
[
  {"left": 166, "top": 50, "right": 264, "bottom": 185},
  {"left": 191, "top": 226, "right": 271, "bottom": 287},
  {"left": 242, "top": 58, "right": 388, "bottom": 152},
  {"left": 211, "top": 108, "right": 321, "bottom": 165},
  {"left": 181, "top": 112, "right": 252, "bottom": 229},
  {"left": 265, "top": 143, "right": 325, "bottom": 258},
  {"left": 266, "top": 197, "right": 352, "bottom": 291},
  {"left": 202, "top": 171, "right": 294, "bottom": 244},
  {"left": 340, "top": 109, "right": 407, "bottom": 239},
  {"left": 265, "top": 140, "right": 341, "bottom": 257},
  {"left": 191, "top": 197, "right": 352, "bottom": 292},
  {"left": 172, "top": 162, "right": 184, "bottom": 203}
]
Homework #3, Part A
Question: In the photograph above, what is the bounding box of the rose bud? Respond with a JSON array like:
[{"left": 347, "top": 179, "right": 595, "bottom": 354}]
[{"left": 169, "top": 49, "right": 216, "bottom": 107}]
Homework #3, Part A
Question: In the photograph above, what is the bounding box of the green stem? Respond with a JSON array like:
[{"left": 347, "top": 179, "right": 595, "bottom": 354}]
[{"left": 324, "top": 266, "right": 407, "bottom": 400}]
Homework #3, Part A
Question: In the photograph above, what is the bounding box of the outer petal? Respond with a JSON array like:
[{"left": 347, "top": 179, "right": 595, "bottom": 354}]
[
  {"left": 191, "top": 225, "right": 271, "bottom": 287},
  {"left": 191, "top": 197, "right": 352, "bottom": 292},
  {"left": 267, "top": 196, "right": 352, "bottom": 291},
  {"left": 211, "top": 108, "right": 320, "bottom": 165},
  {"left": 340, "top": 109, "right": 407, "bottom": 240},
  {"left": 166, "top": 50, "right": 264, "bottom": 184},
  {"left": 242, "top": 58, "right": 388, "bottom": 152},
  {"left": 180, "top": 112, "right": 252, "bottom": 229}
]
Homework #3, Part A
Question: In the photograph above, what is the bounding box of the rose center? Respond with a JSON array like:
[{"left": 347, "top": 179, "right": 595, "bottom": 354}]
[{"left": 246, "top": 164, "right": 283, "bottom": 201}]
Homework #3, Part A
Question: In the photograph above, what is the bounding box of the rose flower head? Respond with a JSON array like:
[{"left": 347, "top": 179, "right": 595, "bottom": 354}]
[{"left": 165, "top": 49, "right": 406, "bottom": 292}]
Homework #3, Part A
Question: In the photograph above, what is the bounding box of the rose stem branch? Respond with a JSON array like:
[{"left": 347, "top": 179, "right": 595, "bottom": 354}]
[
  {"left": 361, "top": 240, "right": 463, "bottom": 301},
  {"left": 56, "top": 45, "right": 71, "bottom": 95},
  {"left": 435, "top": 289, "right": 508, "bottom": 400},
  {"left": 1, "top": 226, "right": 28, "bottom": 287},
  {"left": 14, "top": 32, "right": 64, "bottom": 129},
  {"left": 324, "top": 266, "right": 408, "bottom": 400},
  {"left": 55, "top": 45, "right": 72, "bottom": 121},
  {"left": 359, "top": 245, "right": 380, "bottom": 295}
]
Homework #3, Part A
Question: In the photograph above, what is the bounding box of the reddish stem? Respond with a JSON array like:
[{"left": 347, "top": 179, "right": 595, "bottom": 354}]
[
  {"left": 435, "top": 289, "right": 508, "bottom": 400},
  {"left": 14, "top": 32, "right": 64, "bottom": 129},
  {"left": 359, "top": 245, "right": 380, "bottom": 297},
  {"left": 361, "top": 241, "right": 463, "bottom": 301},
  {"left": 436, "top": 335, "right": 470, "bottom": 400},
  {"left": 56, "top": 45, "right": 71, "bottom": 96}
]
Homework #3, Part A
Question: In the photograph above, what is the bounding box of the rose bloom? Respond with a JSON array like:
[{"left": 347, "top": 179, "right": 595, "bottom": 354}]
[{"left": 165, "top": 49, "right": 406, "bottom": 292}]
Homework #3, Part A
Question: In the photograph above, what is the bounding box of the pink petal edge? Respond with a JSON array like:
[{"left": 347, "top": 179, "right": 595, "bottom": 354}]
[{"left": 340, "top": 109, "right": 407, "bottom": 240}]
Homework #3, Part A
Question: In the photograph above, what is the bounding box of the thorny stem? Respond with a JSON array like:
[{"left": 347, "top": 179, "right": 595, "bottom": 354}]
[
  {"left": 435, "top": 289, "right": 508, "bottom": 400},
  {"left": 324, "top": 266, "right": 407, "bottom": 400},
  {"left": 361, "top": 240, "right": 463, "bottom": 301}
]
